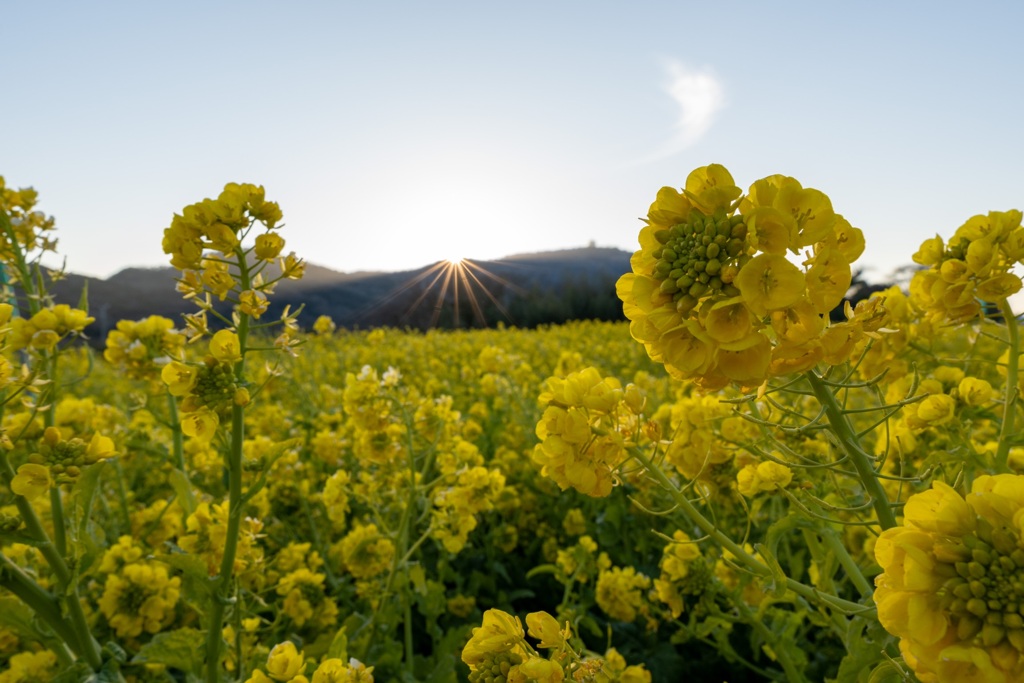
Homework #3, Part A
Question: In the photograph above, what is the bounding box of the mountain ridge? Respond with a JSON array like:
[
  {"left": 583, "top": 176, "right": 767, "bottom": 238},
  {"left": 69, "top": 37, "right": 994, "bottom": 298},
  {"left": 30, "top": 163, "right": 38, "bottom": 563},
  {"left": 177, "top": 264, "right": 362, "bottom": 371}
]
[{"left": 49, "top": 245, "right": 634, "bottom": 335}]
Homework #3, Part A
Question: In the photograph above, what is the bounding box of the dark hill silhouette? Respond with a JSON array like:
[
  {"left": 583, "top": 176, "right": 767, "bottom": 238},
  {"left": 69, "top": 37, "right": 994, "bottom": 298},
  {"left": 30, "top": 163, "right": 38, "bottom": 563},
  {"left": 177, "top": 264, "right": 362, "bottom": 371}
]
[{"left": 49, "top": 246, "right": 632, "bottom": 337}]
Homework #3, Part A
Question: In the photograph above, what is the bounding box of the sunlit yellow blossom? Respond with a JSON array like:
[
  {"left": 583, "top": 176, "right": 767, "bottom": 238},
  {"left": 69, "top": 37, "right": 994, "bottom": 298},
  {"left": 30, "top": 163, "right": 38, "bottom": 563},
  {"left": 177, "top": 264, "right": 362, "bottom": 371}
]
[
  {"left": 313, "top": 315, "right": 336, "bottom": 335},
  {"left": 910, "top": 209, "right": 1024, "bottom": 323},
  {"left": 162, "top": 361, "right": 198, "bottom": 396},
  {"left": 735, "top": 253, "right": 806, "bottom": 316},
  {"left": 462, "top": 609, "right": 525, "bottom": 668},
  {"left": 618, "top": 164, "right": 865, "bottom": 386},
  {"left": 875, "top": 476, "right": 1024, "bottom": 681},
  {"left": 240, "top": 289, "right": 269, "bottom": 318},
  {"left": 255, "top": 232, "right": 286, "bottom": 260},
  {"left": 98, "top": 562, "right": 181, "bottom": 638},
  {"left": 0, "top": 650, "right": 60, "bottom": 682},
  {"left": 310, "top": 658, "right": 374, "bottom": 683},
  {"left": 266, "top": 641, "right": 305, "bottom": 681},
  {"left": 595, "top": 566, "right": 650, "bottom": 622},
  {"left": 9, "top": 463, "right": 51, "bottom": 499},
  {"left": 210, "top": 329, "right": 242, "bottom": 363},
  {"left": 339, "top": 523, "right": 394, "bottom": 579},
  {"left": 736, "top": 460, "right": 794, "bottom": 497},
  {"left": 957, "top": 377, "right": 995, "bottom": 407},
  {"left": 180, "top": 408, "right": 220, "bottom": 441},
  {"left": 517, "top": 657, "right": 564, "bottom": 682},
  {"left": 526, "top": 611, "right": 568, "bottom": 650}
]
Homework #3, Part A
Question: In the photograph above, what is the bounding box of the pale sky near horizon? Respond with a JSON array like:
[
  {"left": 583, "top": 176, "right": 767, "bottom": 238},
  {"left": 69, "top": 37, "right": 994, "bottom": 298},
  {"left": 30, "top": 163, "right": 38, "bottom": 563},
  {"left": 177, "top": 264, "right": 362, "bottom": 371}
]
[{"left": 3, "top": 1, "right": 1022, "bottom": 286}]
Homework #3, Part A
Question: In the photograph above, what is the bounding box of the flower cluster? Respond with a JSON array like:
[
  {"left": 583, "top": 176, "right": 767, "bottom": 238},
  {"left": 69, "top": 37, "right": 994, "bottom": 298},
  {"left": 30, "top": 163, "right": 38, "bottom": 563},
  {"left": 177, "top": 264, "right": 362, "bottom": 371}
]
[
  {"left": 875, "top": 476, "right": 1024, "bottom": 681},
  {"left": 652, "top": 530, "right": 705, "bottom": 618},
  {"left": 337, "top": 522, "right": 394, "bottom": 580},
  {"left": 431, "top": 463, "right": 506, "bottom": 553},
  {"left": 9, "top": 426, "right": 115, "bottom": 497},
  {"left": 161, "top": 329, "right": 246, "bottom": 441},
  {"left": 0, "top": 175, "right": 56, "bottom": 259},
  {"left": 735, "top": 459, "right": 794, "bottom": 497},
  {"left": 533, "top": 367, "right": 638, "bottom": 497},
  {"left": 162, "top": 182, "right": 303, "bottom": 346},
  {"left": 6, "top": 304, "right": 94, "bottom": 351},
  {"left": 461, "top": 609, "right": 650, "bottom": 682},
  {"left": 276, "top": 568, "right": 338, "bottom": 629},
  {"left": 178, "top": 502, "right": 264, "bottom": 576},
  {"left": 98, "top": 561, "right": 181, "bottom": 638},
  {"left": 910, "top": 210, "right": 1024, "bottom": 322},
  {"left": 243, "top": 641, "right": 375, "bottom": 683},
  {"left": 617, "top": 164, "right": 867, "bottom": 388},
  {"left": 162, "top": 182, "right": 282, "bottom": 271},
  {"left": 596, "top": 566, "right": 651, "bottom": 623},
  {"left": 103, "top": 315, "right": 185, "bottom": 381}
]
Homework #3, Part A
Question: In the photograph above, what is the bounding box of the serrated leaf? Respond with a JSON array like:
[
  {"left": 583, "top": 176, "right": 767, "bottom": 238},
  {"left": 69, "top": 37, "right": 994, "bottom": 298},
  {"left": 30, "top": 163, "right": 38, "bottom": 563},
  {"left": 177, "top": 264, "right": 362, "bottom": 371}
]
[{"left": 131, "top": 627, "right": 205, "bottom": 674}]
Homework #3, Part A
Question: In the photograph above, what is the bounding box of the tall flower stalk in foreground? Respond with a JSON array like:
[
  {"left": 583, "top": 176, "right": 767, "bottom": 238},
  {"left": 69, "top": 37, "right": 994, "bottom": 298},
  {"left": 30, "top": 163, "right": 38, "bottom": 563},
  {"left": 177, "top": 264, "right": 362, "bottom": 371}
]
[
  {"left": 161, "top": 182, "right": 304, "bottom": 681},
  {"left": 0, "top": 177, "right": 109, "bottom": 673}
]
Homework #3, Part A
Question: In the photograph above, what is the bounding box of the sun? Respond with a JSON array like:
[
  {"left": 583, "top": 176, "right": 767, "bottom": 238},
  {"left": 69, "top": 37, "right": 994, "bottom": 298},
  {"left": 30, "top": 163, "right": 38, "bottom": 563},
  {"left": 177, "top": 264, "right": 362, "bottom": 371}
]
[{"left": 445, "top": 256, "right": 465, "bottom": 266}]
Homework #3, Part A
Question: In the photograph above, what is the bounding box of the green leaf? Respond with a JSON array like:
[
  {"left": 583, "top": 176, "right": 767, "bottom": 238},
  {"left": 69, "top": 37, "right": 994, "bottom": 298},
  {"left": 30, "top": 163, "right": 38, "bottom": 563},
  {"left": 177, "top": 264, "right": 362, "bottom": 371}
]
[
  {"left": 69, "top": 460, "right": 108, "bottom": 576},
  {"left": 835, "top": 617, "right": 897, "bottom": 683},
  {"left": 327, "top": 625, "right": 348, "bottom": 661},
  {"left": 161, "top": 553, "right": 214, "bottom": 604},
  {"left": 168, "top": 468, "right": 197, "bottom": 517},
  {"left": 131, "top": 627, "right": 205, "bottom": 674},
  {"left": 78, "top": 278, "right": 89, "bottom": 314}
]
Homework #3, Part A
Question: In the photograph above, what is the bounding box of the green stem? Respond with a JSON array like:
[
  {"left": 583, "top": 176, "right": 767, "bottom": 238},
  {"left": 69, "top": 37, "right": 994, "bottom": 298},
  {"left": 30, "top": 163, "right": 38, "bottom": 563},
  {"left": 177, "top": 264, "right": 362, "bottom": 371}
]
[
  {"left": 624, "top": 440, "right": 870, "bottom": 616},
  {"left": 0, "top": 553, "right": 82, "bottom": 661},
  {"left": 820, "top": 528, "right": 873, "bottom": 598},
  {"left": 205, "top": 250, "right": 252, "bottom": 683},
  {"left": 0, "top": 453, "right": 103, "bottom": 669},
  {"left": 805, "top": 371, "right": 897, "bottom": 530},
  {"left": 996, "top": 299, "right": 1020, "bottom": 472}
]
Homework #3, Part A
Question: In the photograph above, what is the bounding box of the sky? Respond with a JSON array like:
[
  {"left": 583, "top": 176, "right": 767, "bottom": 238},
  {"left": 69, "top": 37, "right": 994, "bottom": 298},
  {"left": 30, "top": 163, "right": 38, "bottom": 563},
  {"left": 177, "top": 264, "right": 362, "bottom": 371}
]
[{"left": 3, "top": 1, "right": 1023, "bottom": 286}]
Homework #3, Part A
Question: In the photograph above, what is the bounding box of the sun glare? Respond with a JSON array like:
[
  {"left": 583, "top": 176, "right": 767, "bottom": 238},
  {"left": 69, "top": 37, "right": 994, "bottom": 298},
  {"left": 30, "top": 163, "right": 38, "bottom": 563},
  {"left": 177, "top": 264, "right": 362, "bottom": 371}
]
[{"left": 446, "top": 256, "right": 465, "bottom": 266}]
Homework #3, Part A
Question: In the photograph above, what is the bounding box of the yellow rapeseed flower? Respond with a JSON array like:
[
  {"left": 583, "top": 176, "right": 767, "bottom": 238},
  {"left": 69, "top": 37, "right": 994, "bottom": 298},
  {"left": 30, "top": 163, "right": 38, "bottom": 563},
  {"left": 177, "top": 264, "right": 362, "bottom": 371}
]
[
  {"left": 266, "top": 641, "right": 305, "bottom": 682},
  {"left": 875, "top": 476, "right": 1024, "bottom": 681},
  {"left": 618, "top": 164, "right": 865, "bottom": 388},
  {"left": 9, "top": 463, "right": 51, "bottom": 499}
]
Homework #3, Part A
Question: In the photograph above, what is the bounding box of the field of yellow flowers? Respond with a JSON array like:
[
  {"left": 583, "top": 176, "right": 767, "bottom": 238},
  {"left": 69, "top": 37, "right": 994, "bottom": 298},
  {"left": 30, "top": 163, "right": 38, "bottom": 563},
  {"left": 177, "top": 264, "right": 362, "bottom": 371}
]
[{"left": 1, "top": 167, "right": 1022, "bottom": 683}]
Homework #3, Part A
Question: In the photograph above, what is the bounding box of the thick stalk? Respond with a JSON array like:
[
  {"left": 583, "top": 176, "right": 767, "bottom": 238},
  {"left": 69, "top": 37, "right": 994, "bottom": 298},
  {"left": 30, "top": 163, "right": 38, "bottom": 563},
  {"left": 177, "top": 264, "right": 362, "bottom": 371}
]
[
  {"left": 996, "top": 299, "right": 1020, "bottom": 472},
  {"left": 820, "top": 528, "right": 872, "bottom": 598},
  {"left": 0, "top": 553, "right": 83, "bottom": 661},
  {"left": 805, "top": 371, "right": 897, "bottom": 530},
  {"left": 205, "top": 251, "right": 251, "bottom": 683}
]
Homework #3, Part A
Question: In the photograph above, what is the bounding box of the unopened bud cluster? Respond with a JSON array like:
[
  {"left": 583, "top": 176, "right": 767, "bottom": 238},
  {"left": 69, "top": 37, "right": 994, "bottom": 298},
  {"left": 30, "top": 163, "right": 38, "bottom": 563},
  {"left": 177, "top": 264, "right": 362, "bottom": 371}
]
[
  {"left": 652, "top": 211, "right": 748, "bottom": 315},
  {"left": 467, "top": 652, "right": 523, "bottom": 683}
]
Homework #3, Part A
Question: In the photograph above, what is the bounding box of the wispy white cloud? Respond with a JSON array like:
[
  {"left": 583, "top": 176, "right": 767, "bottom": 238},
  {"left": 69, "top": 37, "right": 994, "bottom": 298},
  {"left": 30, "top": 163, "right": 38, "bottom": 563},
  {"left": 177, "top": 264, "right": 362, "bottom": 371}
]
[{"left": 634, "top": 61, "right": 724, "bottom": 164}]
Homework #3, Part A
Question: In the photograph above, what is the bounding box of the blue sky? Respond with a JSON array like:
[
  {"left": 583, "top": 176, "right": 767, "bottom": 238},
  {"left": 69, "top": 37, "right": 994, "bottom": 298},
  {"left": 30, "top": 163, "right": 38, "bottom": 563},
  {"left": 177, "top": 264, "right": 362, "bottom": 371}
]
[{"left": 4, "top": 1, "right": 1022, "bottom": 284}]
